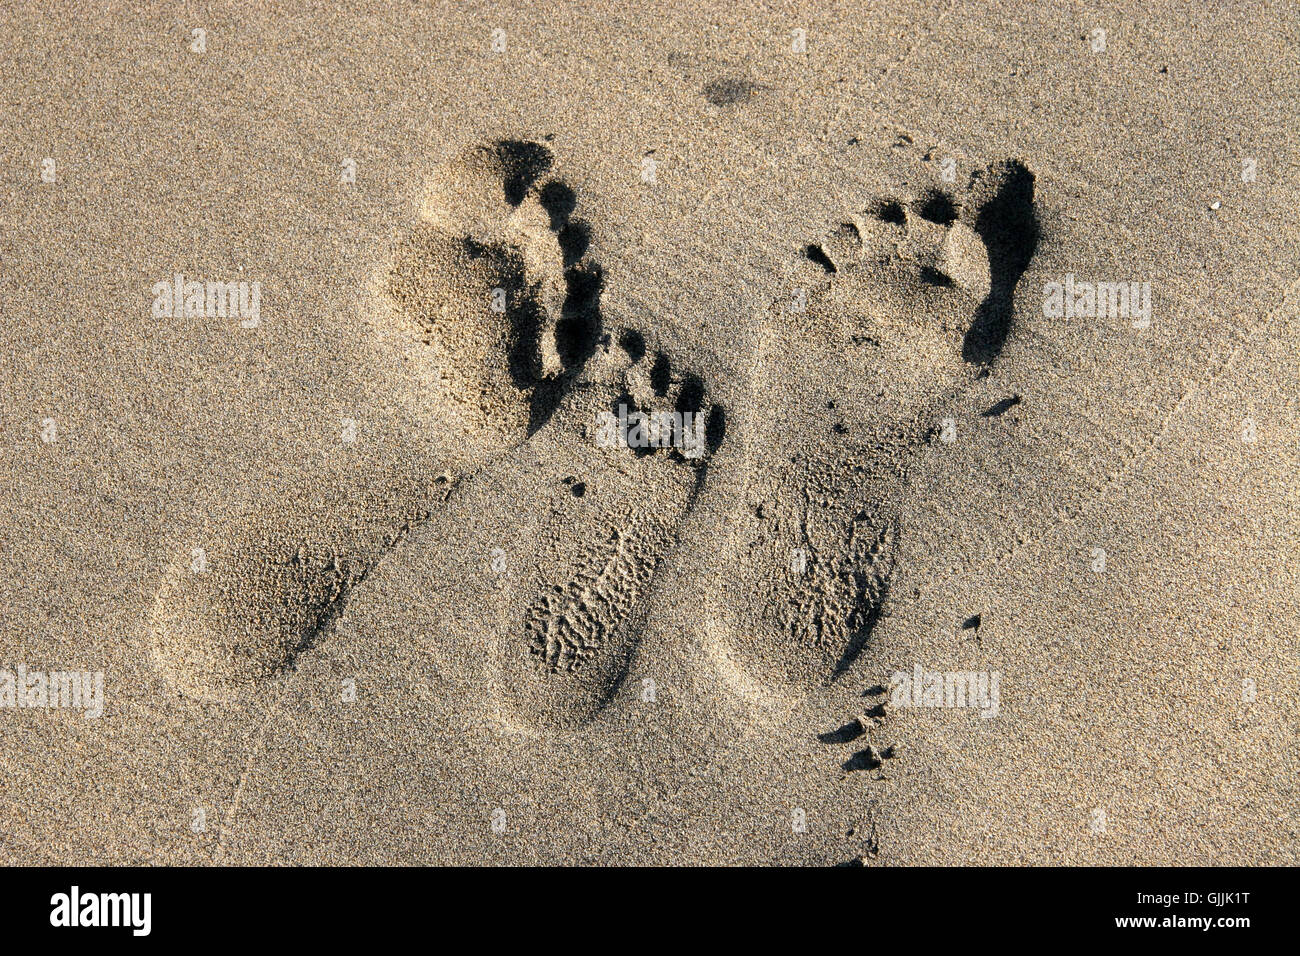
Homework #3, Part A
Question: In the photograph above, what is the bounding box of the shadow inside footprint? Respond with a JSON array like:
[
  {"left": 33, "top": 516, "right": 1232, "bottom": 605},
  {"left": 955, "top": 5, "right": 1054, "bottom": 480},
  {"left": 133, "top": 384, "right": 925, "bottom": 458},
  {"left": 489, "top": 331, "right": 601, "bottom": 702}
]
[
  {"left": 532, "top": 260, "right": 604, "bottom": 435},
  {"left": 830, "top": 578, "right": 890, "bottom": 678},
  {"left": 962, "top": 160, "right": 1039, "bottom": 364},
  {"left": 387, "top": 138, "right": 607, "bottom": 448},
  {"left": 496, "top": 140, "right": 553, "bottom": 206}
]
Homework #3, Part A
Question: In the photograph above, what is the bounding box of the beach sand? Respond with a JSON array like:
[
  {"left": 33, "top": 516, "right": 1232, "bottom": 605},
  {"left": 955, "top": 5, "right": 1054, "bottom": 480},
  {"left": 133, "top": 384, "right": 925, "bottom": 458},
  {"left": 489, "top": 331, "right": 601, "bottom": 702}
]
[{"left": 1, "top": 0, "right": 1297, "bottom": 864}]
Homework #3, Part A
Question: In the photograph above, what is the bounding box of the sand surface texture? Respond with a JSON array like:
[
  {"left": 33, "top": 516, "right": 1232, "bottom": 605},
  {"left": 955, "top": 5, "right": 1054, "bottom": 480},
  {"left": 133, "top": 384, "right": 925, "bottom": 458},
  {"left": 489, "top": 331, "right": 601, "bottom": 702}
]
[{"left": 2, "top": 1, "right": 1297, "bottom": 864}]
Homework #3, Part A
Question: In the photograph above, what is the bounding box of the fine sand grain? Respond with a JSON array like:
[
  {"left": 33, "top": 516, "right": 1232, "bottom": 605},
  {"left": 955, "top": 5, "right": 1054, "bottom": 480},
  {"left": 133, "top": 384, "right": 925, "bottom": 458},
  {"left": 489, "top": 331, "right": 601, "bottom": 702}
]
[{"left": 1, "top": 0, "right": 1297, "bottom": 865}]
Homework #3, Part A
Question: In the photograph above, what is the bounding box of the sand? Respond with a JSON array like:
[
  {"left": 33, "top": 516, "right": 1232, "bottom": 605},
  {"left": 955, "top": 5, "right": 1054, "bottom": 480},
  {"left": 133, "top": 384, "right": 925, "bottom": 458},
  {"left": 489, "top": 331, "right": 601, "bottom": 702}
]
[{"left": 1, "top": 0, "right": 1297, "bottom": 865}]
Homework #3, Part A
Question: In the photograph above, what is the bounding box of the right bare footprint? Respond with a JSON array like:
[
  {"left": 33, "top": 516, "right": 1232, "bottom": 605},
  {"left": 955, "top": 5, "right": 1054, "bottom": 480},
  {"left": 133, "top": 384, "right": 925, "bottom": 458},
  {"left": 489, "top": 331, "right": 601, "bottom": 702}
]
[
  {"left": 409, "top": 330, "right": 725, "bottom": 731},
  {"left": 708, "top": 157, "right": 1038, "bottom": 693}
]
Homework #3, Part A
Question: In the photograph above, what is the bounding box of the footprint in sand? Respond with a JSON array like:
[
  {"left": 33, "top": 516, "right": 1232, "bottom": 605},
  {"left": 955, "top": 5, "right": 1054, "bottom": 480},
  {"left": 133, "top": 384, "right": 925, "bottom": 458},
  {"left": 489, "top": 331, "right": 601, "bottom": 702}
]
[
  {"left": 148, "top": 467, "right": 444, "bottom": 703},
  {"left": 149, "top": 138, "right": 724, "bottom": 726},
  {"left": 394, "top": 329, "right": 723, "bottom": 731},
  {"left": 149, "top": 140, "right": 604, "bottom": 702},
  {"left": 706, "top": 158, "right": 1038, "bottom": 694},
  {"left": 386, "top": 138, "right": 604, "bottom": 452}
]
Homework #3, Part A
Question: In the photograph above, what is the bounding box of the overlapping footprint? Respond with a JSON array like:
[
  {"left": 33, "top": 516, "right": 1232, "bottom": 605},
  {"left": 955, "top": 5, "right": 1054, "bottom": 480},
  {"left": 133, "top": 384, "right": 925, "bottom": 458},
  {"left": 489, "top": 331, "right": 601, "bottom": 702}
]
[
  {"left": 150, "top": 139, "right": 1034, "bottom": 734},
  {"left": 149, "top": 139, "right": 724, "bottom": 730}
]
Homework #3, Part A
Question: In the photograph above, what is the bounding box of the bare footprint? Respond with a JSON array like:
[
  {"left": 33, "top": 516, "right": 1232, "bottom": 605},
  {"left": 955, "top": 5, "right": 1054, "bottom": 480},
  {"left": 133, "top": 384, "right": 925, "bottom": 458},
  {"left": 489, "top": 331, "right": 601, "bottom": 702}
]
[
  {"left": 150, "top": 139, "right": 598, "bottom": 703},
  {"left": 149, "top": 465, "right": 446, "bottom": 702},
  {"left": 434, "top": 332, "right": 724, "bottom": 730},
  {"left": 386, "top": 138, "right": 601, "bottom": 453},
  {"left": 708, "top": 158, "right": 1037, "bottom": 693}
]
